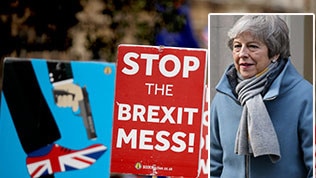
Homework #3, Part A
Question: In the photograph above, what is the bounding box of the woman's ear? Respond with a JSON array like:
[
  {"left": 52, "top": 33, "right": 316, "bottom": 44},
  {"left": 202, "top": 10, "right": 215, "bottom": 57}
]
[{"left": 271, "top": 54, "right": 280, "bottom": 63}]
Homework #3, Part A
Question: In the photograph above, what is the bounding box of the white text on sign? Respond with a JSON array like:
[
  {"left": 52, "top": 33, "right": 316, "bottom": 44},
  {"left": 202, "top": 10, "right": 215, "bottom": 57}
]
[
  {"left": 117, "top": 103, "right": 198, "bottom": 125},
  {"left": 115, "top": 102, "right": 199, "bottom": 153},
  {"left": 145, "top": 83, "right": 173, "bottom": 96},
  {"left": 116, "top": 129, "right": 195, "bottom": 153},
  {"left": 122, "top": 52, "right": 200, "bottom": 78}
]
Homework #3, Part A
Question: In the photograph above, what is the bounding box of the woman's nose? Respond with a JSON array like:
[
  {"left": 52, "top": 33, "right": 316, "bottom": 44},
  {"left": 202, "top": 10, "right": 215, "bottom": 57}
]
[{"left": 238, "top": 46, "right": 249, "bottom": 58}]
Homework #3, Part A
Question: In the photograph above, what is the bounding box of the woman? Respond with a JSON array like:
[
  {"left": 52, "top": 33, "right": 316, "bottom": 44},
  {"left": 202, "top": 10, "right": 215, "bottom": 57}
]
[{"left": 210, "top": 15, "right": 313, "bottom": 178}]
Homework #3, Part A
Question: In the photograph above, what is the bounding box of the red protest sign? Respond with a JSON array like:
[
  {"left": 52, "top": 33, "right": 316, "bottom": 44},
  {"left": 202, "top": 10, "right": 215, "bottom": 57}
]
[
  {"left": 110, "top": 44, "right": 207, "bottom": 177},
  {"left": 198, "top": 85, "right": 210, "bottom": 178}
]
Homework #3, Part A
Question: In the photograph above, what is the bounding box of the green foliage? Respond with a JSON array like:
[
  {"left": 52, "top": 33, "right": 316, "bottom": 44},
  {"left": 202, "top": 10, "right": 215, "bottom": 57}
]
[{"left": 0, "top": 0, "right": 187, "bottom": 62}]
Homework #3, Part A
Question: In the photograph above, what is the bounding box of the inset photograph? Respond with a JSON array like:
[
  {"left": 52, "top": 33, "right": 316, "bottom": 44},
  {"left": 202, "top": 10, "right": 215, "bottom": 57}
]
[{"left": 208, "top": 13, "right": 314, "bottom": 178}]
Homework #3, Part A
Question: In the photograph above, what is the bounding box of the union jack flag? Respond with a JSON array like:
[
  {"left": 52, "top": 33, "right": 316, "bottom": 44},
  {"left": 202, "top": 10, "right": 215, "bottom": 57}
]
[{"left": 26, "top": 144, "right": 107, "bottom": 178}]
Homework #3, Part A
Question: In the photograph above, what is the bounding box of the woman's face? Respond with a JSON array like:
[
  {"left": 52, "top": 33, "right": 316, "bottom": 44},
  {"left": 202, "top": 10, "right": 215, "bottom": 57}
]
[{"left": 232, "top": 32, "right": 272, "bottom": 79}]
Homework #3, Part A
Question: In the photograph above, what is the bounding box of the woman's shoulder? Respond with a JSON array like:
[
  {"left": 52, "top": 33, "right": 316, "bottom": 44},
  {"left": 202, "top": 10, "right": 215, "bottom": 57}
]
[{"left": 279, "top": 60, "right": 312, "bottom": 92}]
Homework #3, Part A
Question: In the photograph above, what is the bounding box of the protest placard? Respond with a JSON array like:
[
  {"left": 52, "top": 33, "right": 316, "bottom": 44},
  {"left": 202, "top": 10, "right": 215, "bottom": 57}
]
[
  {"left": 111, "top": 44, "right": 207, "bottom": 177},
  {"left": 0, "top": 58, "right": 115, "bottom": 178}
]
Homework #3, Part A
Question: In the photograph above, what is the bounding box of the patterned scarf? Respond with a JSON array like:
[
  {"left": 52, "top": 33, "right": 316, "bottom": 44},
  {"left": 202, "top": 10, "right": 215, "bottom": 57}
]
[{"left": 231, "top": 60, "right": 286, "bottom": 163}]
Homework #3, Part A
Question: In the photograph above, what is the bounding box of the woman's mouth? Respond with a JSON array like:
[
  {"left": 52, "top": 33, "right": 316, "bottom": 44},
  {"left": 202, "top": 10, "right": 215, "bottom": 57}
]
[
  {"left": 240, "top": 63, "right": 254, "bottom": 66},
  {"left": 239, "top": 63, "right": 254, "bottom": 70}
]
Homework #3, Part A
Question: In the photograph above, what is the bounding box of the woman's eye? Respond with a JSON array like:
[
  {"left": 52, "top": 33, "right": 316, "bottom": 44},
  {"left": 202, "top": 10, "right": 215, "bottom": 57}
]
[
  {"left": 233, "top": 44, "right": 241, "bottom": 49},
  {"left": 248, "top": 44, "right": 259, "bottom": 49}
]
